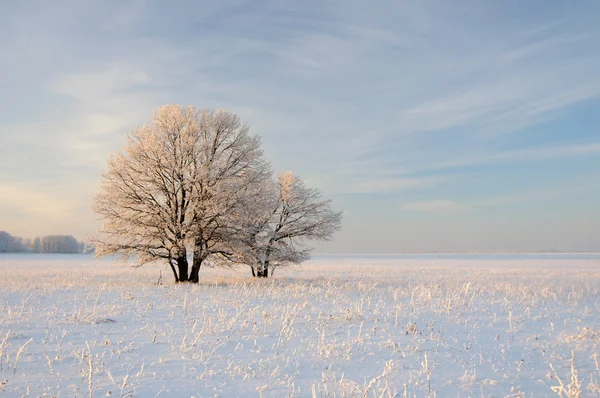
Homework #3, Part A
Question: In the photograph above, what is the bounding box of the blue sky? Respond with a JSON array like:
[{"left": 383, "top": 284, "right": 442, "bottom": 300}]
[{"left": 1, "top": 1, "right": 599, "bottom": 252}]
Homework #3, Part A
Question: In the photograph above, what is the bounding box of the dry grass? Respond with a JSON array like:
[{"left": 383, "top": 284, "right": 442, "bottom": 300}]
[{"left": 0, "top": 254, "right": 599, "bottom": 397}]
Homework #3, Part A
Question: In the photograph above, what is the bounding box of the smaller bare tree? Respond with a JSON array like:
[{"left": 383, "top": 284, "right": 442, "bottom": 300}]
[{"left": 233, "top": 172, "right": 342, "bottom": 277}]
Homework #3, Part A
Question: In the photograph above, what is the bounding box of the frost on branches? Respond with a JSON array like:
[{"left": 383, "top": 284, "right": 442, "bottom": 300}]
[
  {"left": 93, "top": 105, "right": 341, "bottom": 283},
  {"left": 230, "top": 172, "right": 342, "bottom": 278}
]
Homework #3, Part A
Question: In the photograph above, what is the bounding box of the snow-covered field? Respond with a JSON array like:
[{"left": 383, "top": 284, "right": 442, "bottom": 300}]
[{"left": 0, "top": 254, "right": 599, "bottom": 397}]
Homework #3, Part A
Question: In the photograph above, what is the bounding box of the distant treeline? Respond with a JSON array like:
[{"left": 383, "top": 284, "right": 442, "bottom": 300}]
[{"left": 0, "top": 231, "right": 92, "bottom": 254}]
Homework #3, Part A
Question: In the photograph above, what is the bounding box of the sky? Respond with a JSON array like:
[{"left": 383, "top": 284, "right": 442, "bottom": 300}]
[{"left": 1, "top": 1, "right": 599, "bottom": 253}]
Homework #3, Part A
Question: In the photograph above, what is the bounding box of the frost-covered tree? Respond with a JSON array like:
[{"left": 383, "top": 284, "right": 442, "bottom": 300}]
[
  {"left": 0, "top": 231, "right": 29, "bottom": 253},
  {"left": 0, "top": 231, "right": 11, "bottom": 252},
  {"left": 93, "top": 105, "right": 268, "bottom": 283},
  {"left": 38, "top": 235, "right": 80, "bottom": 253},
  {"left": 232, "top": 172, "right": 342, "bottom": 277},
  {"left": 185, "top": 109, "right": 270, "bottom": 282},
  {"left": 32, "top": 237, "right": 41, "bottom": 253},
  {"left": 93, "top": 106, "right": 198, "bottom": 281}
]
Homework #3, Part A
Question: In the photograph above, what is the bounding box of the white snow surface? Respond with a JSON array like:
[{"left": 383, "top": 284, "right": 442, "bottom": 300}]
[{"left": 0, "top": 253, "right": 599, "bottom": 397}]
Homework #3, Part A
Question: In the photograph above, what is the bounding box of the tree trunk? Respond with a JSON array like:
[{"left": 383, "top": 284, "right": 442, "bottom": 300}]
[
  {"left": 255, "top": 261, "right": 269, "bottom": 278},
  {"left": 168, "top": 258, "right": 178, "bottom": 282},
  {"left": 176, "top": 255, "right": 189, "bottom": 282},
  {"left": 261, "top": 247, "right": 271, "bottom": 278},
  {"left": 189, "top": 243, "right": 205, "bottom": 283},
  {"left": 189, "top": 255, "right": 202, "bottom": 283},
  {"left": 251, "top": 266, "right": 256, "bottom": 277},
  {"left": 255, "top": 262, "right": 267, "bottom": 278}
]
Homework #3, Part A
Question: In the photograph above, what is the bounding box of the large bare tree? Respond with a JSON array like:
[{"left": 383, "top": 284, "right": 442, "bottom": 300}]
[{"left": 93, "top": 105, "right": 269, "bottom": 283}]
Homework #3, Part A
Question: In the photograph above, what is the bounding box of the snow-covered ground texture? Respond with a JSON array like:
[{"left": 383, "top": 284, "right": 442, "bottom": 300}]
[{"left": 1, "top": 254, "right": 599, "bottom": 397}]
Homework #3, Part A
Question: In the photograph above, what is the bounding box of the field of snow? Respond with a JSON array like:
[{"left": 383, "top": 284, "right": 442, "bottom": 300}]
[{"left": 0, "top": 253, "right": 599, "bottom": 397}]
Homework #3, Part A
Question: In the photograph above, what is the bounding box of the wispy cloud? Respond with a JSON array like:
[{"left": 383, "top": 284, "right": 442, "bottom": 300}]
[
  {"left": 335, "top": 175, "right": 442, "bottom": 195},
  {"left": 0, "top": 181, "right": 95, "bottom": 239},
  {"left": 0, "top": 183, "right": 70, "bottom": 220},
  {"left": 414, "top": 142, "right": 600, "bottom": 174},
  {"left": 402, "top": 200, "right": 464, "bottom": 215},
  {"left": 489, "top": 142, "right": 600, "bottom": 162}
]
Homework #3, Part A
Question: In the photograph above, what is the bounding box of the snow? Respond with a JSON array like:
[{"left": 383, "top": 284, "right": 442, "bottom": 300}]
[{"left": 0, "top": 253, "right": 599, "bottom": 397}]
